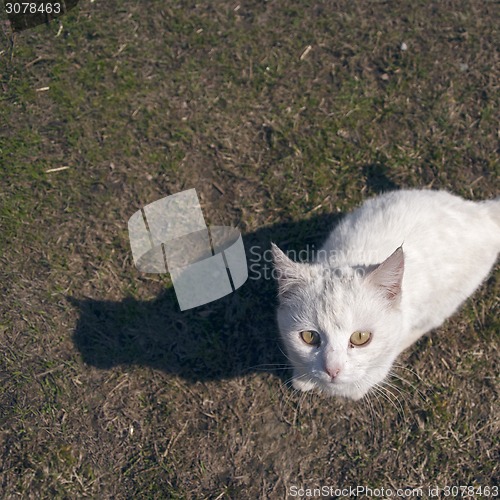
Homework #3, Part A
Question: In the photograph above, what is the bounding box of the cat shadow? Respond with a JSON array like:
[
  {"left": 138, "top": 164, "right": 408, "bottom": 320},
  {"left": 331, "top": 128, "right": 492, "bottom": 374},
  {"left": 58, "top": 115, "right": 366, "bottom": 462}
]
[
  {"left": 70, "top": 212, "right": 344, "bottom": 383},
  {"left": 363, "top": 163, "right": 400, "bottom": 193}
]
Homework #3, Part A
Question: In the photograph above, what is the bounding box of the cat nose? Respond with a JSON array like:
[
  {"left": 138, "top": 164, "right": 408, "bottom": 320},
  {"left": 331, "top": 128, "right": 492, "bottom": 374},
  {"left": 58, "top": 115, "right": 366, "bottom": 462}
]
[{"left": 325, "top": 366, "right": 341, "bottom": 379}]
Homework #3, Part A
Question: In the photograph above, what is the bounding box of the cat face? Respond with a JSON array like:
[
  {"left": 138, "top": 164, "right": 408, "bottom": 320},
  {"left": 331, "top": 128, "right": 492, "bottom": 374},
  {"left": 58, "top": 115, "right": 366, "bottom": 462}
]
[{"left": 272, "top": 244, "right": 405, "bottom": 400}]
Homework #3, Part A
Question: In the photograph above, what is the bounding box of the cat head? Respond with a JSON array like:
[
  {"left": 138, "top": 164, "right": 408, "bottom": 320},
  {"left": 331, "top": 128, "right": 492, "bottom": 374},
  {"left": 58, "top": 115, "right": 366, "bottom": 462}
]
[{"left": 272, "top": 243, "right": 405, "bottom": 400}]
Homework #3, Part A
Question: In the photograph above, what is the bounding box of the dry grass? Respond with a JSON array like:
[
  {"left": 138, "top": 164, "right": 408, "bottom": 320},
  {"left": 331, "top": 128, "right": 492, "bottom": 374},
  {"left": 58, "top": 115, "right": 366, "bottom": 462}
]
[{"left": 0, "top": 0, "right": 498, "bottom": 498}]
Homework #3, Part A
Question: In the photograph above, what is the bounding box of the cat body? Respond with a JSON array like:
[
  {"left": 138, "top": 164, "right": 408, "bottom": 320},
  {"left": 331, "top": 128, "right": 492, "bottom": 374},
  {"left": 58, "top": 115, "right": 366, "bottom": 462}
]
[{"left": 273, "top": 190, "right": 500, "bottom": 400}]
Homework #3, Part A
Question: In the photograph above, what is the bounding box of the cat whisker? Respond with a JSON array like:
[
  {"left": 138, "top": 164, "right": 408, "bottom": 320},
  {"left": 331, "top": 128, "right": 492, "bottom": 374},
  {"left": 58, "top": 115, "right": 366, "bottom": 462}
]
[
  {"left": 381, "top": 377, "right": 408, "bottom": 399},
  {"left": 389, "top": 370, "right": 429, "bottom": 402},
  {"left": 285, "top": 371, "right": 314, "bottom": 388},
  {"left": 279, "top": 372, "right": 307, "bottom": 397},
  {"left": 392, "top": 363, "right": 422, "bottom": 380},
  {"left": 277, "top": 345, "right": 297, "bottom": 366},
  {"left": 246, "top": 363, "right": 293, "bottom": 372},
  {"left": 359, "top": 383, "right": 378, "bottom": 436},
  {"left": 278, "top": 379, "right": 307, "bottom": 424},
  {"left": 279, "top": 371, "right": 318, "bottom": 418},
  {"left": 373, "top": 386, "right": 402, "bottom": 417},
  {"left": 364, "top": 384, "right": 385, "bottom": 424},
  {"left": 371, "top": 382, "right": 406, "bottom": 420},
  {"left": 367, "top": 363, "right": 421, "bottom": 404},
  {"left": 295, "top": 389, "right": 313, "bottom": 423},
  {"left": 389, "top": 362, "right": 434, "bottom": 402},
  {"left": 381, "top": 381, "right": 409, "bottom": 419}
]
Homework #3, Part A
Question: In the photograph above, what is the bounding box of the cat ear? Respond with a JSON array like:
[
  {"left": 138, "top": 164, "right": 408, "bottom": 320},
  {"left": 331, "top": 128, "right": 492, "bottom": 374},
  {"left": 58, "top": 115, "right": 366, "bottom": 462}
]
[
  {"left": 271, "top": 243, "right": 307, "bottom": 298},
  {"left": 367, "top": 246, "right": 404, "bottom": 303}
]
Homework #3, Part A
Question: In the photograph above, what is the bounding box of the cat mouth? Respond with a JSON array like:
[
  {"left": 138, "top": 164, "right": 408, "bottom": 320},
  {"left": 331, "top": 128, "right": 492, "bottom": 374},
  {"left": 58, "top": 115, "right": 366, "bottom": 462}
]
[
  {"left": 315, "top": 376, "right": 370, "bottom": 400},
  {"left": 316, "top": 373, "right": 349, "bottom": 386}
]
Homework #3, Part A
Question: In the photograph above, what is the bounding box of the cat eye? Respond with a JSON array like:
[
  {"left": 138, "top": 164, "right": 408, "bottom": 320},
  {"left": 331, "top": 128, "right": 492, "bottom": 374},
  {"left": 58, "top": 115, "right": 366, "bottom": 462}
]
[
  {"left": 350, "top": 331, "right": 372, "bottom": 347},
  {"left": 300, "top": 330, "right": 321, "bottom": 347}
]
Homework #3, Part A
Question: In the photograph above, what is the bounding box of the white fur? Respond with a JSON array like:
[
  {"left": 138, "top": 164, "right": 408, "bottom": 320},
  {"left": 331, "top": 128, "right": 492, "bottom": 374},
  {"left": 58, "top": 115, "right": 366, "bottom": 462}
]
[{"left": 273, "top": 190, "right": 500, "bottom": 400}]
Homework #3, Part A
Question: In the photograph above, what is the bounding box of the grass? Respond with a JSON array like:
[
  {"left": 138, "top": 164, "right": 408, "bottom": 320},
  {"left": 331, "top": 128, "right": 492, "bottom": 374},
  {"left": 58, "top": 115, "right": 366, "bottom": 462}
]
[{"left": 1, "top": 0, "right": 499, "bottom": 497}]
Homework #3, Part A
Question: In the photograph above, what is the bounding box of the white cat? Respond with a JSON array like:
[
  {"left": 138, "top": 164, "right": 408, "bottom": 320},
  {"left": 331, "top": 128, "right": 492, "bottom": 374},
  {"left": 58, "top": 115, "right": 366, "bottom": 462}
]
[{"left": 272, "top": 189, "right": 500, "bottom": 400}]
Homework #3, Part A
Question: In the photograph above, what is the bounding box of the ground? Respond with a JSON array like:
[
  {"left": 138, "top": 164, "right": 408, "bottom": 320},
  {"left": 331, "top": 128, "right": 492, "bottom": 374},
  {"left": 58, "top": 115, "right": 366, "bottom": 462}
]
[{"left": 0, "top": 0, "right": 498, "bottom": 498}]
